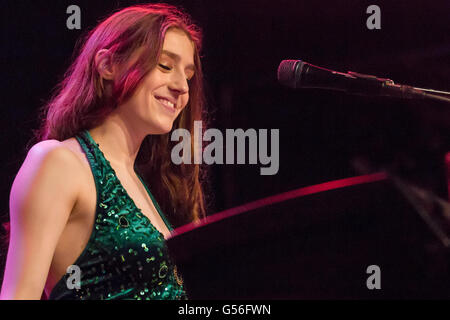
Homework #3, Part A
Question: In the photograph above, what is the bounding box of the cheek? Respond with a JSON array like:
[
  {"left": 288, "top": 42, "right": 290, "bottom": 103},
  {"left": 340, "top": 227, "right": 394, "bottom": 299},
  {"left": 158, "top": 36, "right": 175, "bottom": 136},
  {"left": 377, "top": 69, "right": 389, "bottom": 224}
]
[
  {"left": 181, "top": 93, "right": 189, "bottom": 108},
  {"left": 175, "top": 95, "right": 189, "bottom": 117}
]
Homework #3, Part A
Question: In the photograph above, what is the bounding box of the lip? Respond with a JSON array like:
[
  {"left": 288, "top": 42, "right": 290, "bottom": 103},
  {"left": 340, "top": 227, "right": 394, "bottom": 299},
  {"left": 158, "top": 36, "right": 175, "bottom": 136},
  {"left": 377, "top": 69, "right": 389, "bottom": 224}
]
[{"left": 155, "top": 96, "right": 176, "bottom": 114}]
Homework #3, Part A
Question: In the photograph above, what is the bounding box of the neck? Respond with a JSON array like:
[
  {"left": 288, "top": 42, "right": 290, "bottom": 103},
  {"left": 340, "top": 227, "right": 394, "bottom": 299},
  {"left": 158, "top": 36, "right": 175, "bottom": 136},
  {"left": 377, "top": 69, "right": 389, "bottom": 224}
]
[{"left": 88, "top": 112, "right": 146, "bottom": 171}]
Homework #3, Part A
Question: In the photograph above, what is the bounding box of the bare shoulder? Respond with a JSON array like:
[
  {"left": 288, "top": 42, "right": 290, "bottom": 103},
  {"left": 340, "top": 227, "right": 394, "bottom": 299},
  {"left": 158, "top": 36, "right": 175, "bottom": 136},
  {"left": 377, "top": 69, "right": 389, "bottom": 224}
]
[
  {"left": 11, "top": 139, "right": 87, "bottom": 203},
  {"left": 26, "top": 138, "right": 86, "bottom": 170},
  {"left": 21, "top": 140, "right": 80, "bottom": 174}
]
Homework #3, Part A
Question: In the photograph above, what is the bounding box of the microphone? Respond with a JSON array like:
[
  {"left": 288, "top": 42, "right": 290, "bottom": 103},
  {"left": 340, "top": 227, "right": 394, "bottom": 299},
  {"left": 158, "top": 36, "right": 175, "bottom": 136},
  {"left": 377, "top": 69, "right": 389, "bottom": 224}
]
[{"left": 277, "top": 59, "right": 428, "bottom": 99}]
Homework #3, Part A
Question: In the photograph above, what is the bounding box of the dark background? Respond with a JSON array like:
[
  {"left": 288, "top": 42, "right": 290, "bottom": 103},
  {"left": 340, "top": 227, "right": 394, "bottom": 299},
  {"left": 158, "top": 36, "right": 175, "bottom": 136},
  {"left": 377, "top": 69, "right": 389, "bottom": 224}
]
[{"left": 1, "top": 0, "right": 449, "bottom": 276}]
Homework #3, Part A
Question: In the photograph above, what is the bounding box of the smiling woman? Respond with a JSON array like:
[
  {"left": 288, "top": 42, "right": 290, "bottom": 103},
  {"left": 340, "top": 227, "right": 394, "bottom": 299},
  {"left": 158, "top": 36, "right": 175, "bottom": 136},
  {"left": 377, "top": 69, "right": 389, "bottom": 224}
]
[
  {"left": 114, "top": 28, "right": 196, "bottom": 134},
  {"left": 0, "top": 3, "right": 208, "bottom": 300}
]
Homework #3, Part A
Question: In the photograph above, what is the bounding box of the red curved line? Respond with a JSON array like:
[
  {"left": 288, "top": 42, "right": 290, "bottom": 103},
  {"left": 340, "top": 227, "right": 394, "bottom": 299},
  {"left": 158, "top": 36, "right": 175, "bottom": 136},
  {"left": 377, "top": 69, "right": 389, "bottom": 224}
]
[{"left": 169, "top": 172, "right": 388, "bottom": 238}]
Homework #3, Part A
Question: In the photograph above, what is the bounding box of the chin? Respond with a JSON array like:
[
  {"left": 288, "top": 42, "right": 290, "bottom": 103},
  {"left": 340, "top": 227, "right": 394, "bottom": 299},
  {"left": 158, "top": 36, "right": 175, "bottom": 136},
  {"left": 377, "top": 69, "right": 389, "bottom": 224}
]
[{"left": 149, "top": 122, "right": 174, "bottom": 135}]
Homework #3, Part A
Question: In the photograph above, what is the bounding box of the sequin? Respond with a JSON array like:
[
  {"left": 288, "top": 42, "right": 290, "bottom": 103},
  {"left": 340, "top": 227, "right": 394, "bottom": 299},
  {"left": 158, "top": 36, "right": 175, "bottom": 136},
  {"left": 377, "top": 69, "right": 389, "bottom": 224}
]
[
  {"left": 141, "top": 243, "right": 149, "bottom": 252},
  {"left": 47, "top": 130, "right": 187, "bottom": 300},
  {"left": 158, "top": 264, "right": 168, "bottom": 279},
  {"left": 118, "top": 216, "right": 129, "bottom": 228}
]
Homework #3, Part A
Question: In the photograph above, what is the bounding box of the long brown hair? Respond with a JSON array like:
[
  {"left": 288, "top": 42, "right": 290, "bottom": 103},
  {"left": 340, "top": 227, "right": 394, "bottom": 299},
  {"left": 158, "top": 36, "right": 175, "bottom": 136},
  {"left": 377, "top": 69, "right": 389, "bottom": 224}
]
[{"left": 34, "top": 3, "right": 208, "bottom": 226}]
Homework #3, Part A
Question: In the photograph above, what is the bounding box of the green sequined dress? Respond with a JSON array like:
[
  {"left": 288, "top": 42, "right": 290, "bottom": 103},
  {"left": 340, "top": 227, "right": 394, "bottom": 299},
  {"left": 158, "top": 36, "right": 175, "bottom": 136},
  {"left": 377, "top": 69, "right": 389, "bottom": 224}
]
[{"left": 48, "top": 130, "right": 187, "bottom": 300}]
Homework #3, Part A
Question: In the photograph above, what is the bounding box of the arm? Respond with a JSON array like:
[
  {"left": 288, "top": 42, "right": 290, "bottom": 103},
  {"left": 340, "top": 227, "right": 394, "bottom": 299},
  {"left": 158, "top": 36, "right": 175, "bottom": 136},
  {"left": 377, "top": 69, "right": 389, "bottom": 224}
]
[{"left": 0, "top": 141, "right": 82, "bottom": 299}]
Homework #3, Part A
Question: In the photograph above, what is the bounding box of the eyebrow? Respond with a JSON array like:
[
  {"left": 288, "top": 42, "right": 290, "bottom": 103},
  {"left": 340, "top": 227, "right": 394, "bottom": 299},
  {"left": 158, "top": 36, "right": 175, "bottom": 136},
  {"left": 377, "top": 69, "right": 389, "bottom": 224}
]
[{"left": 160, "top": 50, "right": 195, "bottom": 72}]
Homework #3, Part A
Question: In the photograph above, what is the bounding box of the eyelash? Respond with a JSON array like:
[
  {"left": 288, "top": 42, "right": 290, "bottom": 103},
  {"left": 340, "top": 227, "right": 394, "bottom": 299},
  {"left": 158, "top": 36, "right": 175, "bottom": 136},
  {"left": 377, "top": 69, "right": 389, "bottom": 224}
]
[
  {"left": 158, "top": 63, "right": 193, "bottom": 81},
  {"left": 158, "top": 63, "right": 171, "bottom": 71}
]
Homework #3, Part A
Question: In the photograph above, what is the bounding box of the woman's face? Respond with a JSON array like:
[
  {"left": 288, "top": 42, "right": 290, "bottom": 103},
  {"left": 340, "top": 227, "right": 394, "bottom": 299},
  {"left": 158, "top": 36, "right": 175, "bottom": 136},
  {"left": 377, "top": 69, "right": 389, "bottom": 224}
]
[{"left": 118, "top": 28, "right": 195, "bottom": 135}]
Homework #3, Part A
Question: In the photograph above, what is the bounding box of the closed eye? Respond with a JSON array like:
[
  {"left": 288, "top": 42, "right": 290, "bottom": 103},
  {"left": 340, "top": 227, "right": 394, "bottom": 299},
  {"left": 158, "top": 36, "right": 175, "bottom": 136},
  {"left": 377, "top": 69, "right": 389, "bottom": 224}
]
[
  {"left": 159, "top": 63, "right": 194, "bottom": 82},
  {"left": 158, "top": 63, "right": 171, "bottom": 71}
]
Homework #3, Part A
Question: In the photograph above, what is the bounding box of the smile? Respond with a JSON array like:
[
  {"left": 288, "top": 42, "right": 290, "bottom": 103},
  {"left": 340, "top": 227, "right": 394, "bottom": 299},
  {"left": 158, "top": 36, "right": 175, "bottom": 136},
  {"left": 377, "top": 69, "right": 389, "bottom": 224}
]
[{"left": 155, "top": 96, "right": 176, "bottom": 114}]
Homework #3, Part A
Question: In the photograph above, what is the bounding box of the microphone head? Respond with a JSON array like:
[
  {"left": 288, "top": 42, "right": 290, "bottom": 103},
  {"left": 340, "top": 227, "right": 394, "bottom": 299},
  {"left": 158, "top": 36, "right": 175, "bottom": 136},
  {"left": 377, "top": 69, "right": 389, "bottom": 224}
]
[{"left": 277, "top": 60, "right": 302, "bottom": 88}]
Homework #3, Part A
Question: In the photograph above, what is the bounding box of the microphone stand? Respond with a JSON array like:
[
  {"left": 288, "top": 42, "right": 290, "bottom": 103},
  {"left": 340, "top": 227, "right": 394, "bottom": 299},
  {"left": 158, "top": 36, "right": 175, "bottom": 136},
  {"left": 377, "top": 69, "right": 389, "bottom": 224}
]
[
  {"left": 412, "top": 87, "right": 450, "bottom": 104},
  {"left": 347, "top": 71, "right": 450, "bottom": 104}
]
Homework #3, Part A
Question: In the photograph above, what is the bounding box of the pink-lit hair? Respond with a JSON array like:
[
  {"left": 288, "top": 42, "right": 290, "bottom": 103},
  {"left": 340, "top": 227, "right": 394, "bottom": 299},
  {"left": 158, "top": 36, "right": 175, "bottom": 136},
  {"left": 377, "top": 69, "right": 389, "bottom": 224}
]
[{"left": 33, "top": 3, "right": 208, "bottom": 225}]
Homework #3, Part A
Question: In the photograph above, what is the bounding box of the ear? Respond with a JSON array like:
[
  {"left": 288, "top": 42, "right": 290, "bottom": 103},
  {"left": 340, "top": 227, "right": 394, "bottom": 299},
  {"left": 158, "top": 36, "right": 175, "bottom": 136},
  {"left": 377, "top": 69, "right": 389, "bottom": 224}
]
[{"left": 94, "top": 49, "right": 116, "bottom": 80}]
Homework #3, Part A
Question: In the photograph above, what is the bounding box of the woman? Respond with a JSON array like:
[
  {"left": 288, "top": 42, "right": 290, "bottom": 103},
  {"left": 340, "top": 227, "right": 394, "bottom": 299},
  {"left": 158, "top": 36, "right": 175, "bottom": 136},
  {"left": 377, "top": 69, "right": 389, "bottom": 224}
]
[{"left": 0, "top": 3, "right": 207, "bottom": 300}]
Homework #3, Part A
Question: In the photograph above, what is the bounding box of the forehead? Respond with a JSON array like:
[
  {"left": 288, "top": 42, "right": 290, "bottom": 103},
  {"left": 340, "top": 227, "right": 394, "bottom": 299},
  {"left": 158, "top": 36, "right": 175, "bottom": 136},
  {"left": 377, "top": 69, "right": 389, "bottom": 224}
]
[{"left": 161, "top": 28, "right": 195, "bottom": 64}]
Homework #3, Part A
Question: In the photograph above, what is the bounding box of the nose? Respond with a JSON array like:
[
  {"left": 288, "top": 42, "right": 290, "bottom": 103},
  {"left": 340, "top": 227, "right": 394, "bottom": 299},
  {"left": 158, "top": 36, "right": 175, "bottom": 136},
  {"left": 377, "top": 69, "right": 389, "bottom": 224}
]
[{"left": 169, "top": 69, "right": 189, "bottom": 95}]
